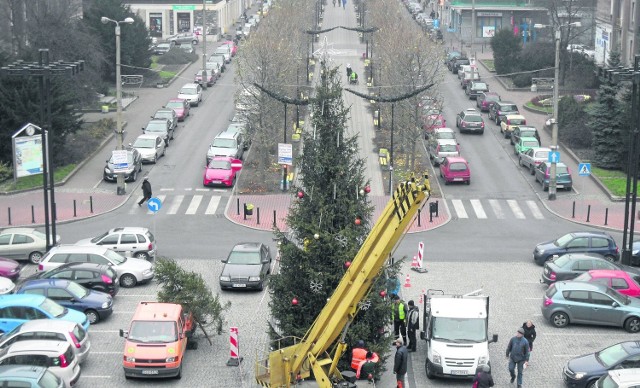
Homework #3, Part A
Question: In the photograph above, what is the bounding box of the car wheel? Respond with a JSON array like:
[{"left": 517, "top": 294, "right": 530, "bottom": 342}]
[
  {"left": 138, "top": 163, "right": 142, "bottom": 172},
  {"left": 120, "top": 273, "right": 138, "bottom": 288},
  {"left": 466, "top": 179, "right": 470, "bottom": 185},
  {"left": 586, "top": 380, "right": 598, "bottom": 388},
  {"left": 543, "top": 182, "right": 549, "bottom": 191},
  {"left": 175, "top": 364, "right": 182, "bottom": 379},
  {"left": 550, "top": 311, "right": 569, "bottom": 328},
  {"left": 518, "top": 158, "right": 523, "bottom": 167},
  {"left": 29, "top": 251, "right": 43, "bottom": 264},
  {"left": 187, "top": 340, "right": 198, "bottom": 350},
  {"left": 192, "top": 40, "right": 198, "bottom": 45},
  {"left": 258, "top": 280, "right": 264, "bottom": 291},
  {"left": 131, "top": 170, "right": 138, "bottom": 182},
  {"left": 624, "top": 317, "right": 640, "bottom": 333},
  {"left": 530, "top": 165, "right": 535, "bottom": 175},
  {"left": 162, "top": 147, "right": 166, "bottom": 156},
  {"left": 425, "top": 359, "right": 435, "bottom": 379},
  {"left": 152, "top": 154, "right": 157, "bottom": 164},
  {"left": 231, "top": 177, "right": 236, "bottom": 187},
  {"left": 85, "top": 309, "right": 100, "bottom": 324},
  {"left": 135, "top": 251, "right": 150, "bottom": 260}
]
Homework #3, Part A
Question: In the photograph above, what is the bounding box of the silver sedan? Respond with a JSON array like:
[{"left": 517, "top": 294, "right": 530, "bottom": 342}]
[{"left": 0, "top": 228, "right": 60, "bottom": 264}]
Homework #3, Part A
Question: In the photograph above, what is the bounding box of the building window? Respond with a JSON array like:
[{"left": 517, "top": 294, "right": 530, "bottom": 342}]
[
  {"left": 177, "top": 12, "right": 191, "bottom": 33},
  {"left": 149, "top": 13, "right": 162, "bottom": 37},
  {"left": 476, "top": 17, "right": 502, "bottom": 38}
]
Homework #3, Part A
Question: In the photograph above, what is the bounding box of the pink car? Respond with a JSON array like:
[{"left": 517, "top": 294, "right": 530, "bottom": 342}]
[
  {"left": 574, "top": 270, "right": 640, "bottom": 298},
  {"left": 440, "top": 156, "right": 470, "bottom": 185},
  {"left": 203, "top": 157, "right": 242, "bottom": 187},
  {"left": 223, "top": 40, "right": 238, "bottom": 56},
  {"left": 422, "top": 114, "right": 446, "bottom": 133},
  {"left": 165, "top": 98, "right": 190, "bottom": 121}
]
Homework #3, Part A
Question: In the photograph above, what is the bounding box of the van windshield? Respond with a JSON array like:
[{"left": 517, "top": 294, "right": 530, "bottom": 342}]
[
  {"left": 128, "top": 320, "right": 178, "bottom": 343},
  {"left": 431, "top": 317, "right": 487, "bottom": 343}
]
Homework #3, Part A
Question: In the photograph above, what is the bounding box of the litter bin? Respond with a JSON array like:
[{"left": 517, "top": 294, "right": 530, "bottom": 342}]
[
  {"left": 429, "top": 201, "right": 439, "bottom": 217},
  {"left": 244, "top": 203, "right": 254, "bottom": 216}
]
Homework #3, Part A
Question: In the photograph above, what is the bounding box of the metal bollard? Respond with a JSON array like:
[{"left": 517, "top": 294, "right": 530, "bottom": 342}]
[
  {"left": 243, "top": 203, "right": 247, "bottom": 220},
  {"left": 257, "top": 208, "right": 260, "bottom": 225},
  {"left": 90, "top": 196, "right": 93, "bottom": 213},
  {"left": 236, "top": 198, "right": 240, "bottom": 215},
  {"left": 73, "top": 200, "right": 77, "bottom": 217},
  {"left": 586, "top": 205, "right": 591, "bottom": 222},
  {"left": 53, "top": 202, "right": 57, "bottom": 221},
  {"left": 605, "top": 208, "right": 609, "bottom": 226},
  {"left": 31, "top": 206, "right": 35, "bottom": 223},
  {"left": 7, "top": 208, "right": 11, "bottom": 226},
  {"left": 417, "top": 209, "right": 421, "bottom": 227},
  {"left": 572, "top": 201, "right": 575, "bottom": 218}
]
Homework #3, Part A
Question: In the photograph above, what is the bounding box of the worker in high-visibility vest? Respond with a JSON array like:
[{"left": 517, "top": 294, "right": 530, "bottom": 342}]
[
  {"left": 350, "top": 340, "right": 367, "bottom": 370},
  {"left": 392, "top": 294, "right": 407, "bottom": 346}
]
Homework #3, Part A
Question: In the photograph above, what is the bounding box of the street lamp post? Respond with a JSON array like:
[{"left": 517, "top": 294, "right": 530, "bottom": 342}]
[
  {"left": 534, "top": 21, "right": 581, "bottom": 200},
  {"left": 201, "top": 0, "right": 208, "bottom": 91},
  {"left": 101, "top": 16, "right": 134, "bottom": 196}
]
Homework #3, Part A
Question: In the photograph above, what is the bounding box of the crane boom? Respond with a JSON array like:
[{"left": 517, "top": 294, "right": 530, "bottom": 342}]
[{"left": 256, "top": 174, "right": 430, "bottom": 387}]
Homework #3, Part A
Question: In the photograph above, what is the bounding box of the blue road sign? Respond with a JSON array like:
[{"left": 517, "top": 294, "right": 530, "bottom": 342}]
[
  {"left": 578, "top": 163, "right": 592, "bottom": 176},
  {"left": 147, "top": 197, "right": 162, "bottom": 213},
  {"left": 548, "top": 151, "right": 560, "bottom": 163}
]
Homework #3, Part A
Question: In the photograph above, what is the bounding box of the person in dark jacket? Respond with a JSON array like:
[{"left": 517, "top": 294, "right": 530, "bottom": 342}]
[
  {"left": 506, "top": 327, "right": 530, "bottom": 388},
  {"left": 393, "top": 337, "right": 408, "bottom": 388},
  {"left": 138, "top": 176, "right": 152, "bottom": 206},
  {"left": 406, "top": 300, "right": 419, "bottom": 352},
  {"left": 473, "top": 364, "right": 494, "bottom": 388},
  {"left": 522, "top": 320, "right": 537, "bottom": 352}
]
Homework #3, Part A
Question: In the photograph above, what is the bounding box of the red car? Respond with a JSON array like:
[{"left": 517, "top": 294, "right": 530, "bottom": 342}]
[
  {"left": 165, "top": 98, "right": 190, "bottom": 121},
  {"left": 422, "top": 114, "right": 446, "bottom": 133},
  {"left": 223, "top": 40, "right": 238, "bottom": 56},
  {"left": 476, "top": 91, "right": 501, "bottom": 112},
  {"left": 203, "top": 157, "right": 243, "bottom": 187},
  {"left": 0, "top": 257, "right": 21, "bottom": 282},
  {"left": 439, "top": 156, "right": 470, "bottom": 185},
  {"left": 574, "top": 270, "right": 640, "bottom": 298}
]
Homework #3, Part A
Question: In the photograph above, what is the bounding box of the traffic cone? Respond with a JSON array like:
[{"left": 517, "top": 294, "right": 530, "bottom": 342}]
[
  {"left": 418, "top": 289, "right": 425, "bottom": 304},
  {"left": 403, "top": 274, "right": 411, "bottom": 288},
  {"left": 411, "top": 256, "right": 419, "bottom": 268}
]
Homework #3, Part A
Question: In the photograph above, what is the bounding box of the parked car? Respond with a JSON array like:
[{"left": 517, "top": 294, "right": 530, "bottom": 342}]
[
  {"left": 203, "top": 157, "right": 243, "bottom": 187},
  {"left": 596, "top": 369, "right": 640, "bottom": 388},
  {"left": 23, "top": 262, "right": 119, "bottom": 296},
  {"left": 0, "top": 257, "right": 21, "bottom": 282},
  {"left": 534, "top": 161, "right": 573, "bottom": 191},
  {"left": 563, "top": 342, "right": 640, "bottom": 388},
  {"left": 103, "top": 148, "right": 142, "bottom": 183},
  {"left": 165, "top": 98, "right": 190, "bottom": 121},
  {"left": 460, "top": 66, "right": 481, "bottom": 89},
  {"left": 0, "top": 228, "right": 59, "bottom": 264},
  {"left": 75, "top": 227, "right": 156, "bottom": 260},
  {"left": 154, "top": 43, "right": 173, "bottom": 55},
  {"left": 214, "top": 45, "right": 231, "bottom": 63},
  {"left": 16, "top": 279, "right": 113, "bottom": 324},
  {"left": 208, "top": 54, "right": 226, "bottom": 73},
  {"left": 166, "top": 32, "right": 198, "bottom": 46},
  {"left": 222, "top": 40, "right": 237, "bottom": 56},
  {"left": 206, "top": 131, "right": 246, "bottom": 163},
  {"left": 542, "top": 281, "right": 640, "bottom": 332},
  {"left": 38, "top": 245, "right": 154, "bottom": 288},
  {"left": 195, "top": 70, "right": 215, "bottom": 87},
  {"left": 177, "top": 83, "right": 203, "bottom": 106},
  {"left": 633, "top": 241, "right": 640, "bottom": 266},
  {"left": 510, "top": 125, "right": 540, "bottom": 146},
  {"left": 0, "top": 294, "right": 89, "bottom": 334},
  {"left": 568, "top": 44, "right": 596, "bottom": 60},
  {"left": 179, "top": 44, "right": 194, "bottom": 54},
  {"left": 518, "top": 147, "right": 551, "bottom": 175},
  {"left": 574, "top": 270, "right": 640, "bottom": 298},
  {"left": 0, "top": 365, "right": 65, "bottom": 387},
  {"left": 0, "top": 319, "right": 90, "bottom": 364},
  {"left": 533, "top": 231, "right": 620, "bottom": 265},
  {"left": 422, "top": 113, "right": 446, "bottom": 135},
  {"left": 0, "top": 278, "right": 15, "bottom": 295},
  {"left": 449, "top": 57, "right": 469, "bottom": 73},
  {"left": 428, "top": 139, "right": 460, "bottom": 166},
  {"left": 465, "top": 81, "right": 489, "bottom": 99},
  {"left": 499, "top": 114, "right": 526, "bottom": 138},
  {"left": 540, "top": 252, "right": 640, "bottom": 284},
  {"left": 151, "top": 109, "right": 177, "bottom": 132},
  {"left": 219, "top": 242, "right": 272, "bottom": 290},
  {"left": 440, "top": 156, "right": 470, "bottom": 185},
  {"left": 455, "top": 108, "right": 485, "bottom": 134},
  {"left": 514, "top": 136, "right": 540, "bottom": 156},
  {"left": 427, "top": 127, "right": 457, "bottom": 147},
  {"left": 130, "top": 134, "right": 166, "bottom": 164},
  {"left": 488, "top": 101, "right": 519, "bottom": 125},
  {"left": 142, "top": 118, "right": 172, "bottom": 147},
  {"left": 0, "top": 340, "right": 80, "bottom": 388},
  {"left": 476, "top": 91, "right": 500, "bottom": 112},
  {"left": 444, "top": 50, "right": 461, "bottom": 65}
]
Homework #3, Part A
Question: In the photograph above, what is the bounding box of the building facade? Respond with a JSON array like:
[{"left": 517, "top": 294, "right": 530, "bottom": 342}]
[{"left": 594, "top": 0, "right": 640, "bottom": 66}]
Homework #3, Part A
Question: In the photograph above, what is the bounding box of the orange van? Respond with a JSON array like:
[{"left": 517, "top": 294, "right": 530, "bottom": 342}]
[{"left": 120, "top": 302, "right": 196, "bottom": 379}]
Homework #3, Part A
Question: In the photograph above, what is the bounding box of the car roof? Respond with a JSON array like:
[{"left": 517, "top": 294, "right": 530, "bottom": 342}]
[
  {"left": 496, "top": 101, "right": 517, "bottom": 105},
  {"left": 553, "top": 280, "right": 609, "bottom": 292},
  {"left": 433, "top": 127, "right": 454, "bottom": 133},
  {"left": 231, "top": 242, "right": 264, "bottom": 252},
  {"left": 136, "top": 133, "right": 163, "bottom": 141},
  {"left": 444, "top": 156, "right": 467, "bottom": 163},
  {"left": 515, "top": 125, "right": 537, "bottom": 130},
  {"left": 587, "top": 269, "right": 628, "bottom": 277},
  {"left": 16, "top": 319, "right": 78, "bottom": 333},
  {"left": 154, "top": 108, "right": 174, "bottom": 114},
  {"left": 5, "top": 340, "right": 69, "bottom": 354},
  {"left": 214, "top": 131, "right": 240, "bottom": 140},
  {"left": 606, "top": 368, "right": 640, "bottom": 384},
  {"left": 504, "top": 114, "right": 525, "bottom": 119},
  {"left": 18, "top": 278, "right": 74, "bottom": 290},
  {"left": 108, "top": 227, "right": 149, "bottom": 234},
  {"left": 529, "top": 147, "right": 552, "bottom": 152},
  {"left": 133, "top": 301, "right": 183, "bottom": 321},
  {"left": 168, "top": 98, "right": 187, "bottom": 103},
  {"left": 520, "top": 137, "right": 539, "bottom": 142},
  {"left": 569, "top": 231, "right": 611, "bottom": 237},
  {"left": 0, "top": 228, "right": 37, "bottom": 235},
  {"left": 181, "top": 83, "right": 199, "bottom": 88},
  {"left": 0, "top": 365, "right": 47, "bottom": 379},
  {"left": 0, "top": 294, "right": 47, "bottom": 307},
  {"left": 52, "top": 262, "right": 108, "bottom": 271},
  {"left": 47, "top": 244, "right": 109, "bottom": 254},
  {"left": 436, "top": 139, "right": 458, "bottom": 145}
]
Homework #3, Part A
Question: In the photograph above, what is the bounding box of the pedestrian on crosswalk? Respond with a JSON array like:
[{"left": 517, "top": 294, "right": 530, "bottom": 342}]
[{"left": 138, "top": 177, "right": 152, "bottom": 206}]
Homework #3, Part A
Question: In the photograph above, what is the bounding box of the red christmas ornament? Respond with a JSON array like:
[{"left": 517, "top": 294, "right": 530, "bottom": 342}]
[
  {"left": 297, "top": 191, "right": 304, "bottom": 198},
  {"left": 292, "top": 297, "right": 299, "bottom": 306},
  {"left": 379, "top": 290, "right": 386, "bottom": 298},
  {"left": 355, "top": 217, "right": 361, "bottom": 225},
  {"left": 364, "top": 185, "right": 371, "bottom": 193},
  {"left": 344, "top": 261, "right": 351, "bottom": 269}
]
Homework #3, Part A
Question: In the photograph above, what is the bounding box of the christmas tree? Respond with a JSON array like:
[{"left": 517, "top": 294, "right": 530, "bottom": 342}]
[{"left": 269, "top": 60, "right": 397, "bottom": 375}]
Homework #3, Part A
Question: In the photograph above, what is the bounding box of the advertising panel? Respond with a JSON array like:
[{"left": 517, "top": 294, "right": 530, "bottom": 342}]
[{"left": 14, "top": 134, "right": 43, "bottom": 178}]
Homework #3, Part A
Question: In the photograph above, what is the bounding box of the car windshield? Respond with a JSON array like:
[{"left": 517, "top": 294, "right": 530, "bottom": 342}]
[
  {"left": 208, "top": 160, "right": 231, "bottom": 169},
  {"left": 431, "top": 317, "right": 487, "bottom": 342},
  {"left": 439, "top": 144, "right": 457, "bottom": 153},
  {"left": 39, "top": 369, "right": 63, "bottom": 388},
  {"left": 555, "top": 233, "right": 574, "bottom": 247},
  {"left": 227, "top": 251, "right": 262, "bottom": 265},
  {"left": 133, "top": 138, "right": 157, "bottom": 149},
  {"left": 212, "top": 138, "right": 236, "bottom": 148},
  {"left": 157, "top": 44, "right": 170, "bottom": 49},
  {"left": 166, "top": 101, "right": 184, "bottom": 109},
  {"left": 128, "top": 320, "right": 178, "bottom": 343},
  {"left": 209, "top": 56, "right": 223, "bottom": 63},
  {"left": 464, "top": 115, "right": 482, "bottom": 122},
  {"left": 145, "top": 122, "right": 167, "bottom": 132},
  {"left": 180, "top": 87, "right": 197, "bottom": 95},
  {"left": 606, "top": 287, "right": 630, "bottom": 305},
  {"left": 473, "top": 83, "right": 487, "bottom": 89},
  {"left": 109, "top": 153, "right": 134, "bottom": 164},
  {"left": 510, "top": 119, "right": 526, "bottom": 125},
  {"left": 520, "top": 129, "right": 536, "bottom": 137},
  {"left": 596, "top": 343, "right": 632, "bottom": 368},
  {"left": 557, "top": 166, "right": 570, "bottom": 175},
  {"left": 154, "top": 111, "right": 173, "bottom": 120},
  {"left": 32, "top": 230, "right": 46, "bottom": 240},
  {"left": 524, "top": 141, "right": 539, "bottom": 148},
  {"left": 67, "top": 282, "right": 89, "bottom": 299},
  {"left": 1, "top": 325, "right": 22, "bottom": 341},
  {"left": 437, "top": 132, "right": 455, "bottom": 140},
  {"left": 449, "top": 162, "right": 468, "bottom": 172},
  {"left": 534, "top": 150, "right": 549, "bottom": 159},
  {"left": 553, "top": 255, "right": 572, "bottom": 267},
  {"left": 502, "top": 105, "right": 518, "bottom": 112},
  {"left": 486, "top": 94, "right": 500, "bottom": 101},
  {"left": 104, "top": 249, "right": 126, "bottom": 265},
  {"left": 39, "top": 298, "right": 66, "bottom": 318},
  {"left": 90, "top": 231, "right": 110, "bottom": 244}
]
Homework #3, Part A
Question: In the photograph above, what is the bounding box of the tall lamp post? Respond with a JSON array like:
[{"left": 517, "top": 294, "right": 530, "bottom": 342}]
[
  {"left": 534, "top": 21, "right": 581, "bottom": 200},
  {"left": 101, "top": 16, "right": 134, "bottom": 196},
  {"left": 201, "top": 0, "right": 208, "bottom": 91}
]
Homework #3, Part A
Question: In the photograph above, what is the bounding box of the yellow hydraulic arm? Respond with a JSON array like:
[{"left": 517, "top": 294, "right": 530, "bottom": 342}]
[{"left": 255, "top": 174, "right": 431, "bottom": 387}]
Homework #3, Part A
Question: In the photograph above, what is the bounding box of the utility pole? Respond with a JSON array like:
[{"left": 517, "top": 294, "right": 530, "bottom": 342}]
[
  {"left": 549, "top": 29, "right": 561, "bottom": 200},
  {"left": 202, "top": 0, "right": 208, "bottom": 90}
]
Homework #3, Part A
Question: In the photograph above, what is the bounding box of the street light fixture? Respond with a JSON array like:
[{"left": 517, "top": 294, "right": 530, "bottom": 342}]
[
  {"left": 533, "top": 21, "right": 581, "bottom": 200},
  {"left": 101, "top": 16, "right": 134, "bottom": 196}
]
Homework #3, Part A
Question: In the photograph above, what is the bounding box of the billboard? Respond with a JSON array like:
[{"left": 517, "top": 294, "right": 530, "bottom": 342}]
[{"left": 12, "top": 124, "right": 44, "bottom": 179}]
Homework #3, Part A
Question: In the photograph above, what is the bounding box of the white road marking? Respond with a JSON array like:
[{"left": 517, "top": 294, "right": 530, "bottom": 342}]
[
  {"left": 79, "top": 375, "right": 112, "bottom": 378},
  {"left": 526, "top": 200, "right": 545, "bottom": 219},
  {"left": 86, "top": 330, "right": 120, "bottom": 333},
  {"left": 488, "top": 199, "right": 504, "bottom": 219},
  {"left": 184, "top": 188, "right": 192, "bottom": 191},
  {"left": 195, "top": 188, "right": 209, "bottom": 191},
  {"left": 205, "top": 196, "right": 221, "bottom": 214},
  {"left": 470, "top": 199, "right": 487, "bottom": 219},
  {"left": 167, "top": 195, "right": 184, "bottom": 215},
  {"left": 507, "top": 199, "right": 525, "bottom": 219},
  {"left": 451, "top": 200, "right": 468, "bottom": 218},
  {"left": 159, "top": 188, "right": 174, "bottom": 191},
  {"left": 185, "top": 195, "right": 203, "bottom": 214}
]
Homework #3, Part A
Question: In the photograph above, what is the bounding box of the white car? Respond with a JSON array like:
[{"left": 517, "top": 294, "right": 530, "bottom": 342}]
[
  {"left": 130, "top": 134, "right": 166, "bottom": 164},
  {"left": 215, "top": 46, "right": 231, "bottom": 63},
  {"left": 518, "top": 147, "right": 552, "bottom": 175},
  {"left": 177, "top": 83, "right": 203, "bottom": 106},
  {"left": 568, "top": 44, "right": 595, "bottom": 60}
]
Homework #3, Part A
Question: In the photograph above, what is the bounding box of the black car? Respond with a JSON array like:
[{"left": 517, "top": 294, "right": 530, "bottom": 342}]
[
  {"left": 22, "top": 262, "right": 120, "bottom": 296},
  {"left": 151, "top": 108, "right": 177, "bottom": 132},
  {"left": 541, "top": 253, "right": 640, "bottom": 285},
  {"left": 219, "top": 242, "right": 272, "bottom": 291},
  {"left": 632, "top": 241, "right": 640, "bottom": 266},
  {"left": 533, "top": 231, "right": 620, "bottom": 266},
  {"left": 448, "top": 57, "right": 470, "bottom": 73},
  {"left": 455, "top": 108, "right": 485, "bottom": 134},
  {"left": 488, "top": 101, "right": 519, "bottom": 125},
  {"left": 142, "top": 118, "right": 173, "bottom": 147},
  {"left": 465, "top": 81, "right": 489, "bottom": 99},
  {"left": 510, "top": 125, "right": 540, "bottom": 146},
  {"left": 103, "top": 148, "right": 142, "bottom": 183},
  {"left": 563, "top": 341, "right": 640, "bottom": 388}
]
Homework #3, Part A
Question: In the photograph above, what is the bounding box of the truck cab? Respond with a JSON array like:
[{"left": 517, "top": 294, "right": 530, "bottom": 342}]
[
  {"left": 420, "top": 289, "right": 498, "bottom": 380},
  {"left": 119, "top": 302, "right": 196, "bottom": 379}
]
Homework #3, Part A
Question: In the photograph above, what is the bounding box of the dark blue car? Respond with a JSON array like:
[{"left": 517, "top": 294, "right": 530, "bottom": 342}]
[
  {"left": 0, "top": 294, "right": 89, "bottom": 334},
  {"left": 533, "top": 231, "right": 620, "bottom": 266},
  {"left": 16, "top": 279, "right": 112, "bottom": 324},
  {"left": 563, "top": 341, "right": 640, "bottom": 388}
]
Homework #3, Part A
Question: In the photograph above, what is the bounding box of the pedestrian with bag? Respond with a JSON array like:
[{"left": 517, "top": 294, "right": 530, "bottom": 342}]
[
  {"left": 138, "top": 176, "right": 152, "bottom": 206},
  {"left": 392, "top": 294, "right": 407, "bottom": 346},
  {"left": 522, "top": 320, "right": 537, "bottom": 356},
  {"left": 407, "top": 300, "right": 419, "bottom": 352},
  {"left": 472, "top": 364, "right": 494, "bottom": 388},
  {"left": 393, "top": 337, "right": 408, "bottom": 388},
  {"left": 506, "top": 327, "right": 530, "bottom": 388}
]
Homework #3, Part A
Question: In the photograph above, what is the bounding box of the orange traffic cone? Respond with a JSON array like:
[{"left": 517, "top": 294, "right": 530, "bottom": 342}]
[
  {"left": 403, "top": 274, "right": 411, "bottom": 288},
  {"left": 411, "top": 256, "right": 419, "bottom": 268}
]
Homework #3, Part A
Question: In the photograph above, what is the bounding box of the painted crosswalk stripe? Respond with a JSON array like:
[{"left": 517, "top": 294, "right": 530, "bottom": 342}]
[
  {"left": 185, "top": 195, "right": 202, "bottom": 215},
  {"left": 146, "top": 195, "right": 166, "bottom": 215},
  {"left": 451, "top": 199, "right": 468, "bottom": 218},
  {"left": 205, "top": 196, "right": 220, "bottom": 215},
  {"left": 488, "top": 199, "right": 504, "bottom": 219},
  {"left": 507, "top": 199, "right": 525, "bottom": 219},
  {"left": 470, "top": 199, "right": 487, "bottom": 219},
  {"left": 167, "top": 195, "right": 184, "bottom": 215},
  {"left": 526, "top": 200, "right": 544, "bottom": 219}
]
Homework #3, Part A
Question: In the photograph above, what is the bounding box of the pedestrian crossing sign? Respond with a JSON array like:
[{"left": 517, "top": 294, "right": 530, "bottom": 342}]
[{"left": 578, "top": 163, "right": 591, "bottom": 176}]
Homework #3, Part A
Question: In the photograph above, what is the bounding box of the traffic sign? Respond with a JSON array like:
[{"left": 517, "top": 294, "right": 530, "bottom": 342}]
[
  {"left": 548, "top": 151, "right": 560, "bottom": 163},
  {"left": 278, "top": 143, "right": 293, "bottom": 166},
  {"left": 578, "top": 163, "right": 592, "bottom": 176},
  {"left": 112, "top": 150, "right": 129, "bottom": 173},
  {"left": 147, "top": 197, "right": 162, "bottom": 213}
]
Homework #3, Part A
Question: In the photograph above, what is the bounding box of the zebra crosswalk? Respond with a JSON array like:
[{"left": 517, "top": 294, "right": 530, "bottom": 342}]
[
  {"left": 447, "top": 198, "right": 546, "bottom": 220},
  {"left": 130, "top": 194, "right": 229, "bottom": 216}
]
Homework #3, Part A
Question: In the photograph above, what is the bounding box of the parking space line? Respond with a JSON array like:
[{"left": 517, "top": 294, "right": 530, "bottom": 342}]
[
  {"left": 488, "top": 199, "right": 504, "bottom": 219},
  {"left": 470, "top": 199, "right": 487, "bottom": 218},
  {"left": 87, "top": 330, "right": 120, "bottom": 333},
  {"left": 507, "top": 199, "right": 525, "bottom": 219},
  {"left": 185, "top": 195, "right": 203, "bottom": 214},
  {"left": 195, "top": 188, "right": 209, "bottom": 191},
  {"left": 80, "top": 375, "right": 112, "bottom": 378},
  {"left": 451, "top": 200, "right": 468, "bottom": 218}
]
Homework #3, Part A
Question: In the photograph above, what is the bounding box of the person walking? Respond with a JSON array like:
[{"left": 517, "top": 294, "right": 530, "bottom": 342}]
[
  {"left": 506, "top": 327, "right": 530, "bottom": 388},
  {"left": 472, "top": 364, "right": 495, "bottom": 388},
  {"left": 392, "top": 295, "right": 407, "bottom": 346},
  {"left": 138, "top": 176, "right": 152, "bottom": 206},
  {"left": 342, "top": 0, "right": 346, "bottom": 9},
  {"left": 406, "top": 300, "right": 419, "bottom": 352},
  {"left": 522, "top": 320, "right": 537, "bottom": 360},
  {"left": 393, "top": 337, "right": 408, "bottom": 388}
]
